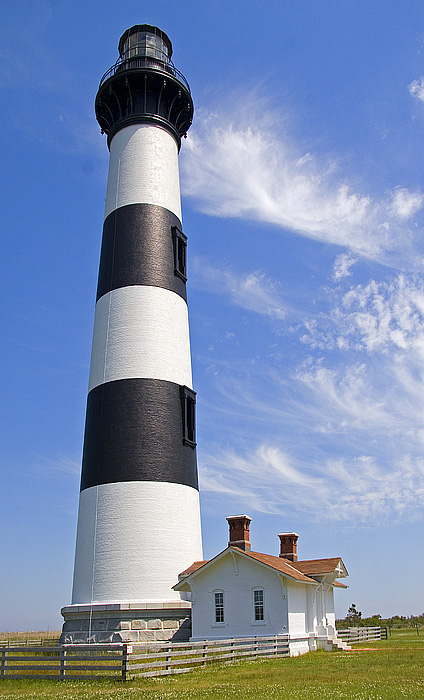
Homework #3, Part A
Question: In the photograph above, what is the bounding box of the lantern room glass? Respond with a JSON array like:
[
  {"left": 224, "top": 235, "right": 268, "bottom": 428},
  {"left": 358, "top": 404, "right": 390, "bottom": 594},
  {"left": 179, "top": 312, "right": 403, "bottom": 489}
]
[{"left": 121, "top": 30, "right": 170, "bottom": 64}]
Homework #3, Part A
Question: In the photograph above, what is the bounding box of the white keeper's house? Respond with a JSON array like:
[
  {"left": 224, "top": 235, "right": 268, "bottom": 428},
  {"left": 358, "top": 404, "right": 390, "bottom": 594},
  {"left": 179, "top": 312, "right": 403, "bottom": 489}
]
[{"left": 174, "top": 515, "right": 348, "bottom": 655}]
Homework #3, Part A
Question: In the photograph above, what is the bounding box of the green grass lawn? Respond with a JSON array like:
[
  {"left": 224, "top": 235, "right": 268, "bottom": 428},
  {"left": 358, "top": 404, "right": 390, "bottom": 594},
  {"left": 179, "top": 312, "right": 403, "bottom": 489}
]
[{"left": 0, "top": 630, "right": 423, "bottom": 700}]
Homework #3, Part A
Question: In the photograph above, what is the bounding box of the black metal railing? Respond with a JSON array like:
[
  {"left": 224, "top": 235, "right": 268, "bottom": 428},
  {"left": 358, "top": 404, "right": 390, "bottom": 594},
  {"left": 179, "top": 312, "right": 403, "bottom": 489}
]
[{"left": 99, "top": 47, "right": 190, "bottom": 93}]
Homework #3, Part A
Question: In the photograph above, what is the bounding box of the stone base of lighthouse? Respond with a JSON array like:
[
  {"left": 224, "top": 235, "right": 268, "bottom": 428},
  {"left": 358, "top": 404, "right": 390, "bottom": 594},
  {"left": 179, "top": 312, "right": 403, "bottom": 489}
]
[{"left": 60, "top": 601, "right": 192, "bottom": 644}]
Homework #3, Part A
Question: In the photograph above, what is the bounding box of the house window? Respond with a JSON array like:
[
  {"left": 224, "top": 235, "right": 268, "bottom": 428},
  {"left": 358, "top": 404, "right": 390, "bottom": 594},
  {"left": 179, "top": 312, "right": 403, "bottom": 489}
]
[
  {"left": 172, "top": 226, "right": 187, "bottom": 282},
  {"left": 254, "top": 589, "right": 264, "bottom": 621},
  {"left": 180, "top": 386, "right": 196, "bottom": 447},
  {"left": 215, "top": 591, "right": 224, "bottom": 623}
]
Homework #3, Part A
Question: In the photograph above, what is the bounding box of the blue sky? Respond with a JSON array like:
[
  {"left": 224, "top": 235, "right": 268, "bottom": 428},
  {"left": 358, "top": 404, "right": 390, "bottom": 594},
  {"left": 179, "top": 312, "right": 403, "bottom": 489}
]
[{"left": 2, "top": 0, "right": 424, "bottom": 631}]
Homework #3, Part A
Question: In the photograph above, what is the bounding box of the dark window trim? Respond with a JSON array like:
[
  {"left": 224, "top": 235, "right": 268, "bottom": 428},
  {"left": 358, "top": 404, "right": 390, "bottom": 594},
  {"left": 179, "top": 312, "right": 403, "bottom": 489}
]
[
  {"left": 172, "top": 226, "right": 187, "bottom": 282},
  {"left": 180, "top": 385, "right": 196, "bottom": 448}
]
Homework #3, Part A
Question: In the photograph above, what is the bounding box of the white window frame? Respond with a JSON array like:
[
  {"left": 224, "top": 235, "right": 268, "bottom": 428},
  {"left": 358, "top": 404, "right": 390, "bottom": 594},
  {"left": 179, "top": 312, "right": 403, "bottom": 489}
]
[
  {"left": 252, "top": 587, "right": 266, "bottom": 625},
  {"left": 212, "top": 589, "right": 225, "bottom": 626}
]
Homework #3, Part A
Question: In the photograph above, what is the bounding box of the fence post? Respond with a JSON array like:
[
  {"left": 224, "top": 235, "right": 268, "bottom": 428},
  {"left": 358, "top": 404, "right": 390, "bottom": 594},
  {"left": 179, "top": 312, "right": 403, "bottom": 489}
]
[
  {"left": 122, "top": 644, "right": 128, "bottom": 681},
  {"left": 1, "top": 650, "right": 7, "bottom": 678},
  {"left": 230, "top": 639, "right": 235, "bottom": 663},
  {"left": 59, "top": 648, "right": 67, "bottom": 681},
  {"left": 276, "top": 636, "right": 282, "bottom": 656},
  {"left": 202, "top": 642, "right": 207, "bottom": 667},
  {"left": 166, "top": 642, "right": 171, "bottom": 672}
]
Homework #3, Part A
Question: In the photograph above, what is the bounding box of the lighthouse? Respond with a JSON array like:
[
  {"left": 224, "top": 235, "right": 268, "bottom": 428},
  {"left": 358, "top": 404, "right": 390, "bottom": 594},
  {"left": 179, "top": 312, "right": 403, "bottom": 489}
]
[{"left": 61, "top": 25, "right": 203, "bottom": 643}]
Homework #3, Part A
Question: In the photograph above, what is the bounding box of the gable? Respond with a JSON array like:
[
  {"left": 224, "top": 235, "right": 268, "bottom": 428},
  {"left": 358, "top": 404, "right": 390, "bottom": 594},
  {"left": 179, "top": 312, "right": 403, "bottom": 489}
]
[
  {"left": 190, "top": 549, "right": 284, "bottom": 590},
  {"left": 174, "top": 546, "right": 318, "bottom": 592},
  {"left": 291, "top": 558, "right": 348, "bottom": 578},
  {"left": 243, "top": 550, "right": 318, "bottom": 583}
]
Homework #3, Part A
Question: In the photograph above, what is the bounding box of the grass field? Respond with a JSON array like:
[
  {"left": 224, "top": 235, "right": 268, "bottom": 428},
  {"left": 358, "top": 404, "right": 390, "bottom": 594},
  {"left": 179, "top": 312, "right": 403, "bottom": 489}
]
[{"left": 0, "top": 629, "right": 423, "bottom": 699}]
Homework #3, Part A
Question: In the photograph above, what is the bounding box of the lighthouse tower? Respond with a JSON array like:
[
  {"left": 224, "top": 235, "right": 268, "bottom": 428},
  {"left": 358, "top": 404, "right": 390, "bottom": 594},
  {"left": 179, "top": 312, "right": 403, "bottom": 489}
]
[{"left": 61, "top": 25, "right": 203, "bottom": 643}]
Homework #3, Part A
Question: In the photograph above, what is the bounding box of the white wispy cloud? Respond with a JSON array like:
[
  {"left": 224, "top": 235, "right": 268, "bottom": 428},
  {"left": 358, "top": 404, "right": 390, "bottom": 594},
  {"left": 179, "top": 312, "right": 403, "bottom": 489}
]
[
  {"left": 333, "top": 253, "right": 356, "bottom": 281},
  {"left": 298, "top": 273, "right": 424, "bottom": 447},
  {"left": 180, "top": 94, "right": 423, "bottom": 264},
  {"left": 198, "top": 267, "right": 424, "bottom": 524},
  {"left": 390, "top": 187, "right": 424, "bottom": 219},
  {"left": 32, "top": 454, "right": 82, "bottom": 480},
  {"left": 303, "top": 273, "right": 424, "bottom": 354},
  {"left": 53, "top": 455, "right": 81, "bottom": 477},
  {"left": 342, "top": 275, "right": 424, "bottom": 353},
  {"left": 295, "top": 362, "right": 391, "bottom": 430},
  {"left": 409, "top": 77, "right": 424, "bottom": 102},
  {"left": 199, "top": 444, "right": 424, "bottom": 522},
  {"left": 192, "top": 257, "right": 287, "bottom": 319},
  {"left": 295, "top": 356, "right": 424, "bottom": 451},
  {"left": 198, "top": 338, "right": 424, "bottom": 522}
]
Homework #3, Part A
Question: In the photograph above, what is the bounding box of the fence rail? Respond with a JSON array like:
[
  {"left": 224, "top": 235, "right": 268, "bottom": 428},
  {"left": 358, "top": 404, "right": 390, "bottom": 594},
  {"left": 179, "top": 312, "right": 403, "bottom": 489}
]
[
  {"left": 0, "top": 628, "right": 389, "bottom": 681},
  {"left": 0, "top": 638, "right": 60, "bottom": 648},
  {"left": 337, "top": 626, "right": 388, "bottom": 643},
  {"left": 129, "top": 636, "right": 289, "bottom": 678},
  {"left": 0, "top": 636, "right": 289, "bottom": 680},
  {"left": 1, "top": 646, "right": 125, "bottom": 680}
]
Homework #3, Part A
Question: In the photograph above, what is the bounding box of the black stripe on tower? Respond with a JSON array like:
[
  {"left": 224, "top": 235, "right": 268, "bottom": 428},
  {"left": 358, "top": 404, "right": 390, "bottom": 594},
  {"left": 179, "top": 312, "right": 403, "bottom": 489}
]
[
  {"left": 80, "top": 378, "right": 198, "bottom": 492},
  {"left": 97, "top": 203, "right": 187, "bottom": 302}
]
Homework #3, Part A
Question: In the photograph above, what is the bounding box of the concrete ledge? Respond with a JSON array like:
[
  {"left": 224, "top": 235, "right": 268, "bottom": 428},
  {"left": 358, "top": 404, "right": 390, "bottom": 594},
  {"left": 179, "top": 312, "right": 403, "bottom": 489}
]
[
  {"left": 62, "top": 601, "right": 191, "bottom": 615},
  {"left": 60, "top": 603, "right": 192, "bottom": 644}
]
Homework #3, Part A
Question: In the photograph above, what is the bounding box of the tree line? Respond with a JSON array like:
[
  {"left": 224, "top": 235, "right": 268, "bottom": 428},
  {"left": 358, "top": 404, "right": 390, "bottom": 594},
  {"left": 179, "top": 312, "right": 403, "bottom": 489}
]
[{"left": 336, "top": 604, "right": 424, "bottom": 629}]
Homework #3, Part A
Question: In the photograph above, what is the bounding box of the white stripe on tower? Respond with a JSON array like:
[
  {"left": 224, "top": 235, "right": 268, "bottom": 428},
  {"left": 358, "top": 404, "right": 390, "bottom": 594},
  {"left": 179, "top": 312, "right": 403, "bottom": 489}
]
[
  {"left": 104, "top": 125, "right": 182, "bottom": 220},
  {"left": 71, "top": 27, "right": 202, "bottom": 607},
  {"left": 72, "top": 482, "right": 201, "bottom": 603},
  {"left": 88, "top": 285, "right": 193, "bottom": 392}
]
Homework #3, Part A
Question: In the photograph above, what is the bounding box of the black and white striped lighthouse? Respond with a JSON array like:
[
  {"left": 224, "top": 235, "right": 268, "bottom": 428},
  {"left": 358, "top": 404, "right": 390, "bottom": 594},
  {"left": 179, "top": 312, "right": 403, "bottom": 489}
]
[{"left": 61, "top": 25, "right": 203, "bottom": 643}]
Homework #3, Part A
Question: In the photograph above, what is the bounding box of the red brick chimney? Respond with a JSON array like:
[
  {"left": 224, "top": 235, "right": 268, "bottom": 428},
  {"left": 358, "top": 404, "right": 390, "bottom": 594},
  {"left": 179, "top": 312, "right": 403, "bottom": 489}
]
[
  {"left": 278, "top": 532, "right": 299, "bottom": 561},
  {"left": 227, "top": 515, "right": 252, "bottom": 551}
]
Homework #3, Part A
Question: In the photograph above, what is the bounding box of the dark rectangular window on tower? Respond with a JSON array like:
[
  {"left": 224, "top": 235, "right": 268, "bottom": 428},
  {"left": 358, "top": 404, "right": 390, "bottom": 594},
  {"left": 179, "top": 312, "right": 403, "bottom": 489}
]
[
  {"left": 180, "top": 385, "right": 196, "bottom": 447},
  {"left": 172, "top": 226, "right": 187, "bottom": 282}
]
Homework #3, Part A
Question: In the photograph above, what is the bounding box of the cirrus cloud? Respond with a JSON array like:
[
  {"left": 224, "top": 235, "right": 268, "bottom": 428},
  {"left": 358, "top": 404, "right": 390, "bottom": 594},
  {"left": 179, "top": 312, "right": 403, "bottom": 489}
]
[
  {"left": 200, "top": 444, "right": 424, "bottom": 522},
  {"left": 181, "top": 94, "right": 423, "bottom": 266},
  {"left": 409, "top": 77, "right": 424, "bottom": 102}
]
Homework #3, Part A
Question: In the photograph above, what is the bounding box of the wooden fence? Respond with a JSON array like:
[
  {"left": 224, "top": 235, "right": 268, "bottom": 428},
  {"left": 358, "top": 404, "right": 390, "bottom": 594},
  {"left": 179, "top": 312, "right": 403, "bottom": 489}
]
[
  {"left": 0, "top": 636, "right": 289, "bottom": 680},
  {"left": 0, "top": 645, "right": 125, "bottom": 680},
  {"left": 0, "top": 628, "right": 389, "bottom": 681},
  {"left": 0, "top": 638, "right": 60, "bottom": 648},
  {"left": 337, "top": 626, "right": 388, "bottom": 643}
]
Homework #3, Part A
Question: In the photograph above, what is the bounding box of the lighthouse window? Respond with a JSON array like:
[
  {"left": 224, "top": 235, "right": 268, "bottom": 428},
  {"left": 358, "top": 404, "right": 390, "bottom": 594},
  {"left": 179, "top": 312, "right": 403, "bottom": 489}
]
[
  {"left": 180, "top": 386, "right": 196, "bottom": 447},
  {"left": 172, "top": 226, "right": 187, "bottom": 282},
  {"left": 122, "top": 31, "right": 169, "bottom": 63}
]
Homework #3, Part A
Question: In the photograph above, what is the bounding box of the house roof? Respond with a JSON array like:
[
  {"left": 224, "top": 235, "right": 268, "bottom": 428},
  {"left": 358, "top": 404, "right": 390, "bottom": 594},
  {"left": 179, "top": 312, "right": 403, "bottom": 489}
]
[
  {"left": 179, "top": 560, "right": 208, "bottom": 577},
  {"left": 333, "top": 580, "right": 349, "bottom": 588},
  {"left": 176, "top": 549, "right": 348, "bottom": 590},
  {"left": 291, "top": 558, "right": 348, "bottom": 578},
  {"left": 240, "top": 550, "right": 317, "bottom": 583}
]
